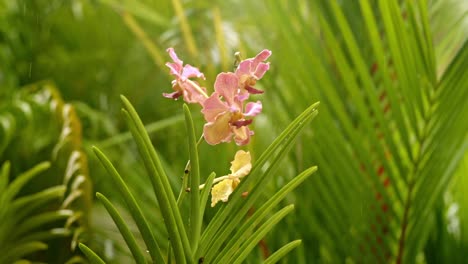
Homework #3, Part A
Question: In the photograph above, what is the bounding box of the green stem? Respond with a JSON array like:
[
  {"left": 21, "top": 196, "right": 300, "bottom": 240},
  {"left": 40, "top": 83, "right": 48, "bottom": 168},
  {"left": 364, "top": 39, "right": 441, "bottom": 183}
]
[{"left": 186, "top": 79, "right": 209, "bottom": 98}]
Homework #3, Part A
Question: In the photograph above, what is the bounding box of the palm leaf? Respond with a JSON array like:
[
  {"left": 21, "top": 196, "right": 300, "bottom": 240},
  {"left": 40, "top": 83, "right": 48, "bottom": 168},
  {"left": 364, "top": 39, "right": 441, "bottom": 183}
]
[
  {"left": 237, "top": 0, "right": 468, "bottom": 262},
  {"left": 0, "top": 82, "right": 92, "bottom": 262}
]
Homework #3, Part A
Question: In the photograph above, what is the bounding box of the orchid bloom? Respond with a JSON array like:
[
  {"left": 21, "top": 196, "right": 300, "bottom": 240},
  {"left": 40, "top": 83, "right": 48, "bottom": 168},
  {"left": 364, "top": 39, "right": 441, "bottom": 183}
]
[
  {"left": 202, "top": 72, "right": 262, "bottom": 146},
  {"left": 164, "top": 48, "right": 209, "bottom": 104},
  {"left": 210, "top": 150, "right": 252, "bottom": 207},
  {"left": 235, "top": 49, "right": 272, "bottom": 95}
]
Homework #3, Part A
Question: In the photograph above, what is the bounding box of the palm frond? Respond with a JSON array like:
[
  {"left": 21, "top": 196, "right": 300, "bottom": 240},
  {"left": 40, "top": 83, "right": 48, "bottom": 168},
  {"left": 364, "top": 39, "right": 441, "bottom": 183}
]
[
  {"left": 0, "top": 82, "right": 92, "bottom": 262},
  {"left": 236, "top": 0, "right": 468, "bottom": 262}
]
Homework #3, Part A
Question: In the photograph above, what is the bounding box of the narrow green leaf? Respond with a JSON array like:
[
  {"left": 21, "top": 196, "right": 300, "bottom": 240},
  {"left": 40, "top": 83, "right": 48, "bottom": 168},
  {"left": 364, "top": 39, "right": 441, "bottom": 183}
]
[
  {"left": 211, "top": 166, "right": 317, "bottom": 263},
  {"left": 96, "top": 192, "right": 147, "bottom": 264},
  {"left": 0, "top": 113, "right": 16, "bottom": 155},
  {"left": 93, "top": 147, "right": 165, "bottom": 264},
  {"left": 317, "top": 10, "right": 400, "bottom": 221},
  {"left": 358, "top": 0, "right": 407, "bottom": 201},
  {"left": 65, "top": 255, "right": 88, "bottom": 264},
  {"left": 100, "top": 0, "right": 169, "bottom": 27},
  {"left": 183, "top": 104, "right": 201, "bottom": 252},
  {"left": 230, "top": 205, "right": 295, "bottom": 264},
  {"left": 13, "top": 210, "right": 73, "bottom": 239},
  {"left": 120, "top": 95, "right": 190, "bottom": 263},
  {"left": 17, "top": 228, "right": 71, "bottom": 244},
  {"left": 62, "top": 189, "right": 84, "bottom": 209},
  {"left": 0, "top": 241, "right": 47, "bottom": 263},
  {"left": 199, "top": 172, "right": 216, "bottom": 225},
  {"left": 12, "top": 186, "right": 66, "bottom": 220},
  {"left": 71, "top": 226, "right": 86, "bottom": 250},
  {"left": 327, "top": 0, "right": 406, "bottom": 206},
  {"left": 359, "top": 0, "right": 415, "bottom": 165},
  {"left": 0, "top": 162, "right": 50, "bottom": 203},
  {"left": 122, "top": 109, "right": 186, "bottom": 264},
  {"left": 98, "top": 114, "right": 184, "bottom": 149},
  {"left": 0, "top": 161, "right": 10, "bottom": 194},
  {"left": 379, "top": 0, "right": 420, "bottom": 140},
  {"left": 264, "top": 240, "right": 303, "bottom": 264},
  {"left": 78, "top": 243, "right": 106, "bottom": 264}
]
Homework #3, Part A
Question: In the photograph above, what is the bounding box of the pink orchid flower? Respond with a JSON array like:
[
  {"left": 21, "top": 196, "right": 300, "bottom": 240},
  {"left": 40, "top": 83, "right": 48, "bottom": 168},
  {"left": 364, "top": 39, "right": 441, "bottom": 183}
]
[
  {"left": 164, "top": 48, "right": 209, "bottom": 104},
  {"left": 202, "top": 72, "right": 262, "bottom": 146},
  {"left": 235, "top": 49, "right": 272, "bottom": 95}
]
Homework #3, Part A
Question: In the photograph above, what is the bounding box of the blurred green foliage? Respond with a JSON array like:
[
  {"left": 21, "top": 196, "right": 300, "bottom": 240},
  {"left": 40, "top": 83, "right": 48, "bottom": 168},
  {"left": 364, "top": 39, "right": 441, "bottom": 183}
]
[{"left": 0, "top": 82, "right": 92, "bottom": 262}]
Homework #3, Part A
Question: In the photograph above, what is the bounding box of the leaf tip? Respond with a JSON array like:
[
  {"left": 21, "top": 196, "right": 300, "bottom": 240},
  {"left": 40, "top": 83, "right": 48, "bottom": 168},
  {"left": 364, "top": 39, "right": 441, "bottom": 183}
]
[{"left": 95, "top": 192, "right": 104, "bottom": 199}]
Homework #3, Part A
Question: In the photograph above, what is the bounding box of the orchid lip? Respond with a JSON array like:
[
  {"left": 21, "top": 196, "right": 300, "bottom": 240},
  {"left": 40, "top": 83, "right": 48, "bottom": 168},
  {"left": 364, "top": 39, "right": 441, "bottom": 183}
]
[
  {"left": 163, "top": 91, "right": 183, "bottom": 100},
  {"left": 232, "top": 119, "right": 253, "bottom": 128},
  {"left": 245, "top": 86, "right": 264, "bottom": 94}
]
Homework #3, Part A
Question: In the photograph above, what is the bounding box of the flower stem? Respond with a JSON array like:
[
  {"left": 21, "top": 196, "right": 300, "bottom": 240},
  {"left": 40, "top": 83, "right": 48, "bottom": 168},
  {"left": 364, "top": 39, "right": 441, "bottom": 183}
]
[
  {"left": 187, "top": 79, "right": 209, "bottom": 98},
  {"left": 177, "top": 134, "right": 204, "bottom": 207},
  {"left": 198, "top": 173, "right": 246, "bottom": 190}
]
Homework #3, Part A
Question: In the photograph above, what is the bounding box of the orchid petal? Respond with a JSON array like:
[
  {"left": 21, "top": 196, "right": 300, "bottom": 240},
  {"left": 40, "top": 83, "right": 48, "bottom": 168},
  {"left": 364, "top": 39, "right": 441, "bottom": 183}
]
[
  {"left": 214, "top": 72, "right": 239, "bottom": 105},
  {"left": 233, "top": 126, "right": 252, "bottom": 146},
  {"left": 235, "top": 60, "right": 251, "bottom": 77},
  {"left": 210, "top": 178, "right": 240, "bottom": 207},
  {"left": 202, "top": 93, "right": 229, "bottom": 122},
  {"left": 166, "top": 62, "right": 182, "bottom": 77},
  {"left": 181, "top": 81, "right": 207, "bottom": 104},
  {"left": 167, "top": 47, "right": 183, "bottom": 65},
  {"left": 253, "top": 62, "right": 270, "bottom": 79},
  {"left": 230, "top": 150, "right": 252, "bottom": 178},
  {"left": 182, "top": 64, "right": 205, "bottom": 80},
  {"left": 203, "top": 112, "right": 233, "bottom": 145},
  {"left": 236, "top": 92, "right": 250, "bottom": 102},
  {"left": 244, "top": 101, "right": 262, "bottom": 117},
  {"left": 164, "top": 47, "right": 207, "bottom": 104},
  {"left": 252, "top": 49, "right": 272, "bottom": 68}
]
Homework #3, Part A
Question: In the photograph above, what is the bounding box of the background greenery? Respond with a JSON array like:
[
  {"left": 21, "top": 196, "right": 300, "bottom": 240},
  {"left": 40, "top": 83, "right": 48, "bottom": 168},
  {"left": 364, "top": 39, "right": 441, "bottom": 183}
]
[{"left": 1, "top": 0, "right": 467, "bottom": 263}]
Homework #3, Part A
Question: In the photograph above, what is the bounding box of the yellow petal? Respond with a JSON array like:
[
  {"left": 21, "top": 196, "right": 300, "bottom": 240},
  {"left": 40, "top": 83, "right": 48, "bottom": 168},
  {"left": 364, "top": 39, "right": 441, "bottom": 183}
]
[
  {"left": 230, "top": 150, "right": 252, "bottom": 178},
  {"left": 203, "top": 111, "right": 233, "bottom": 145},
  {"left": 232, "top": 126, "right": 251, "bottom": 145},
  {"left": 211, "top": 178, "right": 240, "bottom": 207}
]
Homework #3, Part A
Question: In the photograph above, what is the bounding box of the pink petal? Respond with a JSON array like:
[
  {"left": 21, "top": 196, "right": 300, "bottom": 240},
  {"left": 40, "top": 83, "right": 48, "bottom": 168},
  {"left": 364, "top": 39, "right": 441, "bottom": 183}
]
[
  {"left": 203, "top": 112, "right": 233, "bottom": 145},
  {"left": 235, "top": 60, "right": 251, "bottom": 77},
  {"left": 252, "top": 49, "right": 272, "bottom": 67},
  {"left": 233, "top": 126, "right": 252, "bottom": 146},
  {"left": 182, "top": 64, "right": 205, "bottom": 80},
  {"left": 166, "top": 62, "right": 182, "bottom": 77},
  {"left": 181, "top": 82, "right": 207, "bottom": 104},
  {"left": 167, "top": 48, "right": 183, "bottom": 65},
  {"left": 202, "top": 93, "right": 229, "bottom": 122},
  {"left": 236, "top": 92, "right": 250, "bottom": 102},
  {"left": 253, "top": 62, "right": 270, "bottom": 79},
  {"left": 235, "top": 49, "right": 272, "bottom": 82},
  {"left": 214, "top": 72, "right": 239, "bottom": 106},
  {"left": 166, "top": 48, "right": 183, "bottom": 77},
  {"left": 244, "top": 101, "right": 262, "bottom": 117}
]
